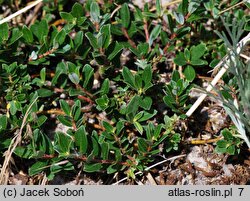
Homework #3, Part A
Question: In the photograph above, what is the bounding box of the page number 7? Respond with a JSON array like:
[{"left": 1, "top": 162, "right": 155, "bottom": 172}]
[{"left": 238, "top": 188, "right": 244, "bottom": 196}]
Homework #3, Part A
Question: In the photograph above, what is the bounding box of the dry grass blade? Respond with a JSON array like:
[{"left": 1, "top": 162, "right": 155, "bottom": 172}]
[
  {"left": 112, "top": 154, "right": 186, "bottom": 185},
  {"left": 0, "top": 0, "right": 43, "bottom": 25},
  {"left": 0, "top": 97, "right": 38, "bottom": 184}
]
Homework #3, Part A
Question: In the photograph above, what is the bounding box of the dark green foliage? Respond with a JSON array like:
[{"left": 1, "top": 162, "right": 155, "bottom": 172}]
[{"left": 0, "top": 0, "right": 249, "bottom": 181}]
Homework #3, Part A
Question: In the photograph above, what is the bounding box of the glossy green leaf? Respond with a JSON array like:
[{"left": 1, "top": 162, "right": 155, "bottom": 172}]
[
  {"left": 108, "top": 42, "right": 123, "bottom": 60},
  {"left": 8, "top": 28, "right": 23, "bottom": 45},
  {"left": 75, "top": 125, "right": 88, "bottom": 154},
  {"left": 139, "top": 96, "right": 152, "bottom": 110},
  {"left": 101, "top": 142, "right": 109, "bottom": 160},
  {"left": 69, "top": 73, "right": 80, "bottom": 85},
  {"left": 30, "top": 20, "right": 49, "bottom": 43},
  {"left": 84, "top": 163, "right": 102, "bottom": 172},
  {"left": 174, "top": 52, "right": 187, "bottom": 66},
  {"left": 138, "top": 110, "right": 157, "bottom": 122},
  {"left": 122, "top": 66, "right": 136, "bottom": 89},
  {"left": 0, "top": 115, "right": 7, "bottom": 131},
  {"left": 190, "top": 43, "right": 206, "bottom": 60},
  {"left": 54, "top": 132, "right": 73, "bottom": 155},
  {"left": 57, "top": 115, "right": 72, "bottom": 127},
  {"left": 60, "top": 12, "right": 74, "bottom": 22},
  {"left": 71, "top": 3, "right": 84, "bottom": 19},
  {"left": 36, "top": 115, "right": 47, "bottom": 127},
  {"left": 60, "top": 100, "right": 71, "bottom": 116},
  {"left": 137, "top": 138, "right": 148, "bottom": 153},
  {"left": 120, "top": 3, "right": 130, "bottom": 28},
  {"left": 54, "top": 29, "right": 66, "bottom": 46},
  {"left": 85, "top": 32, "right": 98, "bottom": 49},
  {"left": 156, "top": 0, "right": 161, "bottom": 16},
  {"left": 149, "top": 25, "right": 161, "bottom": 46},
  {"left": 74, "top": 31, "right": 83, "bottom": 51},
  {"left": 22, "top": 25, "right": 33, "bottom": 43},
  {"left": 37, "top": 88, "right": 53, "bottom": 97},
  {"left": 134, "top": 121, "right": 143, "bottom": 134},
  {"left": 190, "top": 59, "right": 208, "bottom": 66},
  {"left": 90, "top": 2, "right": 100, "bottom": 23},
  {"left": 100, "top": 78, "right": 110, "bottom": 95},
  {"left": 0, "top": 22, "right": 9, "bottom": 41},
  {"left": 96, "top": 95, "right": 109, "bottom": 110},
  {"left": 29, "top": 161, "right": 49, "bottom": 176},
  {"left": 82, "top": 64, "right": 94, "bottom": 89},
  {"left": 183, "top": 65, "right": 196, "bottom": 81}
]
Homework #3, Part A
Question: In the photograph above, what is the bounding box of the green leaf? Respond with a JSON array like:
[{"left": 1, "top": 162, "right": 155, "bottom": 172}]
[
  {"left": 108, "top": 42, "right": 123, "bottom": 60},
  {"left": 156, "top": 0, "right": 161, "bottom": 16},
  {"left": 22, "top": 25, "right": 33, "bottom": 43},
  {"left": 227, "top": 145, "right": 235, "bottom": 155},
  {"left": 172, "top": 70, "right": 180, "bottom": 82},
  {"left": 139, "top": 96, "right": 152, "bottom": 110},
  {"left": 60, "top": 12, "right": 74, "bottom": 22},
  {"left": 60, "top": 100, "right": 71, "bottom": 116},
  {"left": 183, "top": 65, "right": 196, "bottom": 81},
  {"left": 0, "top": 22, "right": 9, "bottom": 41},
  {"left": 57, "top": 115, "right": 72, "bottom": 127},
  {"left": 100, "top": 78, "right": 110, "bottom": 95},
  {"left": 190, "top": 59, "right": 207, "bottom": 66},
  {"left": 75, "top": 125, "right": 88, "bottom": 154},
  {"left": 137, "top": 138, "right": 148, "bottom": 153},
  {"left": 149, "top": 25, "right": 161, "bottom": 46},
  {"left": 8, "top": 28, "right": 23, "bottom": 45},
  {"left": 100, "top": 24, "right": 111, "bottom": 48},
  {"left": 126, "top": 95, "right": 140, "bottom": 117},
  {"left": 14, "top": 146, "right": 33, "bottom": 159},
  {"left": 0, "top": 115, "right": 7, "bottom": 131},
  {"left": 84, "top": 163, "right": 102, "bottom": 172},
  {"left": 30, "top": 20, "right": 49, "bottom": 43},
  {"left": 190, "top": 43, "right": 206, "bottom": 60},
  {"left": 134, "top": 121, "right": 143, "bottom": 134},
  {"left": 174, "top": 12, "right": 184, "bottom": 24},
  {"left": 188, "top": 0, "right": 201, "bottom": 14},
  {"left": 74, "top": 31, "right": 83, "bottom": 51},
  {"left": 176, "top": 26, "right": 191, "bottom": 38},
  {"left": 82, "top": 64, "right": 94, "bottom": 89},
  {"left": 85, "top": 32, "right": 98, "bottom": 49},
  {"left": 53, "top": 29, "right": 66, "bottom": 46},
  {"left": 138, "top": 110, "right": 157, "bottom": 122},
  {"left": 174, "top": 52, "right": 187, "bottom": 66},
  {"left": 101, "top": 142, "right": 109, "bottom": 160},
  {"left": 29, "top": 161, "right": 49, "bottom": 176},
  {"left": 36, "top": 115, "right": 47, "bottom": 127},
  {"left": 184, "top": 48, "right": 190, "bottom": 61},
  {"left": 54, "top": 132, "right": 73, "bottom": 155},
  {"left": 71, "top": 3, "right": 84, "bottom": 19},
  {"left": 37, "top": 88, "right": 53, "bottom": 97},
  {"left": 102, "top": 122, "right": 113, "bottom": 133},
  {"left": 96, "top": 95, "right": 109, "bottom": 110},
  {"left": 90, "top": 2, "right": 100, "bottom": 23},
  {"left": 69, "top": 73, "right": 80, "bottom": 85},
  {"left": 120, "top": 3, "right": 130, "bottom": 28},
  {"left": 122, "top": 67, "right": 136, "bottom": 89},
  {"left": 167, "top": 14, "right": 174, "bottom": 33},
  {"left": 142, "top": 66, "right": 152, "bottom": 90}
]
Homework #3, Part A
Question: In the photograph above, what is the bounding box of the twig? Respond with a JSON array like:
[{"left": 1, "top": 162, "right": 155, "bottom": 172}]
[
  {"left": 186, "top": 32, "right": 250, "bottom": 117},
  {"left": 219, "top": 1, "right": 246, "bottom": 15},
  {"left": 112, "top": 154, "right": 186, "bottom": 185},
  {"left": 121, "top": 27, "right": 137, "bottom": 49},
  {"left": 0, "top": 0, "right": 43, "bottom": 25}
]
